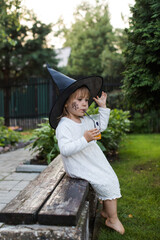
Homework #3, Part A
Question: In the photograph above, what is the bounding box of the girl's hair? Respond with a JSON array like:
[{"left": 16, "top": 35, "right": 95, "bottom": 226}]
[{"left": 61, "top": 86, "right": 90, "bottom": 118}]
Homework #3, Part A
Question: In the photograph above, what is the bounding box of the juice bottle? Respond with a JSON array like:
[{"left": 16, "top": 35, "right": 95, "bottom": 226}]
[{"left": 96, "top": 132, "right": 101, "bottom": 140}]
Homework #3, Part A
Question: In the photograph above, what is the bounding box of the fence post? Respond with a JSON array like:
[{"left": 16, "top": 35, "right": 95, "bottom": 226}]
[
  {"left": 49, "top": 79, "right": 54, "bottom": 113},
  {"left": 4, "top": 86, "right": 10, "bottom": 126}
]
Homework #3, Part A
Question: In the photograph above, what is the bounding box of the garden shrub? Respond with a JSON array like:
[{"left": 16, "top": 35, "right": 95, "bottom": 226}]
[
  {"left": 87, "top": 104, "right": 131, "bottom": 155},
  {"left": 107, "top": 90, "right": 127, "bottom": 110},
  {"left": 131, "top": 110, "right": 160, "bottom": 133},
  {"left": 29, "top": 119, "right": 59, "bottom": 164},
  {"left": 100, "top": 109, "right": 130, "bottom": 155},
  {"left": 0, "top": 117, "right": 20, "bottom": 147},
  {"left": 30, "top": 103, "right": 130, "bottom": 164}
]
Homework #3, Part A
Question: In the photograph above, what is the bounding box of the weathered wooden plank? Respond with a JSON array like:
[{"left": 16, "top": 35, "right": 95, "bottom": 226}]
[
  {"left": 38, "top": 176, "right": 89, "bottom": 226},
  {"left": 0, "top": 202, "right": 90, "bottom": 240},
  {"left": 0, "top": 155, "right": 65, "bottom": 224}
]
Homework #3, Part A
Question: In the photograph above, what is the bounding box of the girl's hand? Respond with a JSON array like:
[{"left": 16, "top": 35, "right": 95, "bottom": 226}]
[
  {"left": 84, "top": 129, "right": 100, "bottom": 142},
  {"left": 93, "top": 91, "right": 107, "bottom": 108}
]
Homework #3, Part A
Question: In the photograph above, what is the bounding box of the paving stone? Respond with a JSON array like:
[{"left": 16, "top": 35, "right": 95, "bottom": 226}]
[
  {"left": 0, "top": 181, "right": 19, "bottom": 191},
  {"left": 0, "top": 176, "right": 7, "bottom": 181},
  {"left": 0, "top": 191, "right": 9, "bottom": 197},
  {"left": 0, "top": 148, "right": 40, "bottom": 210},
  {"left": 0, "top": 148, "right": 39, "bottom": 201},
  {"left": 12, "top": 181, "right": 30, "bottom": 191},
  {"left": 0, "top": 173, "right": 10, "bottom": 179},
  {"left": 0, "top": 204, "right": 6, "bottom": 211},
  {"left": 0, "top": 168, "right": 11, "bottom": 173},
  {"left": 3, "top": 173, "right": 38, "bottom": 181},
  {"left": 0, "top": 190, "right": 19, "bottom": 204},
  {"left": 20, "top": 173, "right": 39, "bottom": 181},
  {"left": 0, "top": 167, "right": 15, "bottom": 173},
  {"left": 4, "top": 173, "right": 30, "bottom": 181},
  {"left": 16, "top": 164, "right": 47, "bottom": 173},
  {"left": 0, "top": 148, "right": 36, "bottom": 168}
]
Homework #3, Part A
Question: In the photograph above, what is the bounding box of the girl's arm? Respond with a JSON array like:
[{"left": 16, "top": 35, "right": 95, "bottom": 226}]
[
  {"left": 99, "top": 107, "right": 110, "bottom": 131},
  {"left": 57, "top": 127, "right": 101, "bottom": 157},
  {"left": 93, "top": 91, "right": 110, "bottom": 131},
  {"left": 56, "top": 126, "right": 89, "bottom": 157}
]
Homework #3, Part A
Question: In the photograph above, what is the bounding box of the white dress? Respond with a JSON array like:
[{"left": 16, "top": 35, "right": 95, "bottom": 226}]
[{"left": 56, "top": 107, "right": 121, "bottom": 200}]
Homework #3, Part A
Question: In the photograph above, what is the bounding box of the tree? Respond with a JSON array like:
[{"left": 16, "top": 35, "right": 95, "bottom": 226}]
[
  {"left": 0, "top": 10, "right": 58, "bottom": 81},
  {"left": 0, "top": 1, "right": 58, "bottom": 125},
  {"left": 101, "top": 28, "right": 126, "bottom": 78},
  {"left": 122, "top": 0, "right": 160, "bottom": 112},
  {"left": 56, "top": 0, "right": 124, "bottom": 78},
  {"left": 0, "top": 0, "right": 21, "bottom": 47}
]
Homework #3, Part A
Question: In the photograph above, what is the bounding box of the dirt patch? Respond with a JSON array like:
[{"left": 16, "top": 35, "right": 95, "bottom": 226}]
[
  {"left": 133, "top": 161, "right": 154, "bottom": 173},
  {"left": 107, "top": 151, "right": 120, "bottom": 162},
  {"left": 30, "top": 155, "right": 48, "bottom": 165}
]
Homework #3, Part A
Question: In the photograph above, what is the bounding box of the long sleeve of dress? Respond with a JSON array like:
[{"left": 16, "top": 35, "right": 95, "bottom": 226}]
[
  {"left": 99, "top": 107, "right": 110, "bottom": 132},
  {"left": 56, "top": 124, "right": 89, "bottom": 157}
]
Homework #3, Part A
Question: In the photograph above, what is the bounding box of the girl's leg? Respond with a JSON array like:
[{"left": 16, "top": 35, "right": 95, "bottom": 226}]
[
  {"left": 101, "top": 201, "right": 108, "bottom": 218},
  {"left": 103, "top": 199, "right": 125, "bottom": 235}
]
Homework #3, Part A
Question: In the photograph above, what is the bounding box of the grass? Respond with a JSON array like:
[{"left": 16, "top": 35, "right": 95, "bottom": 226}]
[{"left": 97, "top": 134, "right": 160, "bottom": 240}]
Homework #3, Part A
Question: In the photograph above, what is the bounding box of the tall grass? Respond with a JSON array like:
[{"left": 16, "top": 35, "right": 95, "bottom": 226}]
[{"left": 97, "top": 134, "right": 160, "bottom": 240}]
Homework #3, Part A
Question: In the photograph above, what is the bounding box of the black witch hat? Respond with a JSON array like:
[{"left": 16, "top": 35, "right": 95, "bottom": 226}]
[{"left": 47, "top": 64, "right": 103, "bottom": 129}]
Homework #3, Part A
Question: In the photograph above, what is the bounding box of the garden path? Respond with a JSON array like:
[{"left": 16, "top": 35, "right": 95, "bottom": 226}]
[{"left": 0, "top": 147, "right": 39, "bottom": 215}]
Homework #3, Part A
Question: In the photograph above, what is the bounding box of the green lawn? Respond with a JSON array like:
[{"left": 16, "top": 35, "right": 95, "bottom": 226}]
[{"left": 97, "top": 134, "right": 160, "bottom": 240}]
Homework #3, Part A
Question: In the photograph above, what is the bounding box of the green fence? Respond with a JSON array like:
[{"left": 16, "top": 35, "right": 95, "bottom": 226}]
[
  {"left": 0, "top": 76, "right": 122, "bottom": 129},
  {"left": 0, "top": 78, "right": 53, "bottom": 129}
]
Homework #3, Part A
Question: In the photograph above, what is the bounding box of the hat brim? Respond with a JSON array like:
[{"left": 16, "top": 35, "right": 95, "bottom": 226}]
[{"left": 49, "top": 76, "right": 103, "bottom": 129}]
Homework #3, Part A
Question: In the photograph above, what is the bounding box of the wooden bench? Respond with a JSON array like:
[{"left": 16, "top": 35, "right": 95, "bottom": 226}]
[{"left": 0, "top": 155, "right": 97, "bottom": 240}]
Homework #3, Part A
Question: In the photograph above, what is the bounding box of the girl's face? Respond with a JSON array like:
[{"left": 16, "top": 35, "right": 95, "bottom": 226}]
[{"left": 65, "top": 87, "right": 90, "bottom": 121}]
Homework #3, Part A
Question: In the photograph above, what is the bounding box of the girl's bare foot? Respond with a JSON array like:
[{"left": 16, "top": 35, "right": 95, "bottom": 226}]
[
  {"left": 101, "top": 210, "right": 108, "bottom": 219},
  {"left": 105, "top": 218, "right": 125, "bottom": 235}
]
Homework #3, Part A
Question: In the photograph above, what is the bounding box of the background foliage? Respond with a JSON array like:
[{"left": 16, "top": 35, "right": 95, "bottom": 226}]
[
  {"left": 131, "top": 110, "right": 160, "bottom": 133},
  {"left": 0, "top": 3, "right": 58, "bottom": 82},
  {"left": 56, "top": 0, "right": 125, "bottom": 79},
  {"left": 122, "top": 0, "right": 160, "bottom": 112},
  {"left": 87, "top": 103, "right": 131, "bottom": 156},
  {"left": 29, "top": 119, "right": 59, "bottom": 164},
  {"left": 0, "top": 0, "right": 21, "bottom": 48},
  {"left": 0, "top": 117, "right": 20, "bottom": 147},
  {"left": 0, "top": 0, "right": 59, "bottom": 126}
]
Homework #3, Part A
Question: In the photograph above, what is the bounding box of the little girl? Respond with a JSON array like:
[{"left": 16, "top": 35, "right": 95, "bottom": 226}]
[{"left": 47, "top": 66, "right": 125, "bottom": 235}]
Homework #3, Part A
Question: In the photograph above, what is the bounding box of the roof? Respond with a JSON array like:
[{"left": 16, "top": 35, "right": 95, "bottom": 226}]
[{"left": 55, "top": 47, "right": 71, "bottom": 68}]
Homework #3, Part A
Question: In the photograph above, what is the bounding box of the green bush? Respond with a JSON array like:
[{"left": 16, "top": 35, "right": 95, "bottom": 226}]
[
  {"left": 100, "top": 109, "right": 130, "bottom": 155},
  {"left": 29, "top": 119, "right": 59, "bottom": 164},
  {"left": 131, "top": 110, "right": 160, "bottom": 133},
  {"left": 0, "top": 117, "right": 21, "bottom": 147},
  {"left": 87, "top": 105, "right": 131, "bottom": 155},
  {"left": 86, "top": 102, "right": 99, "bottom": 115},
  {"left": 107, "top": 90, "right": 127, "bottom": 110}
]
